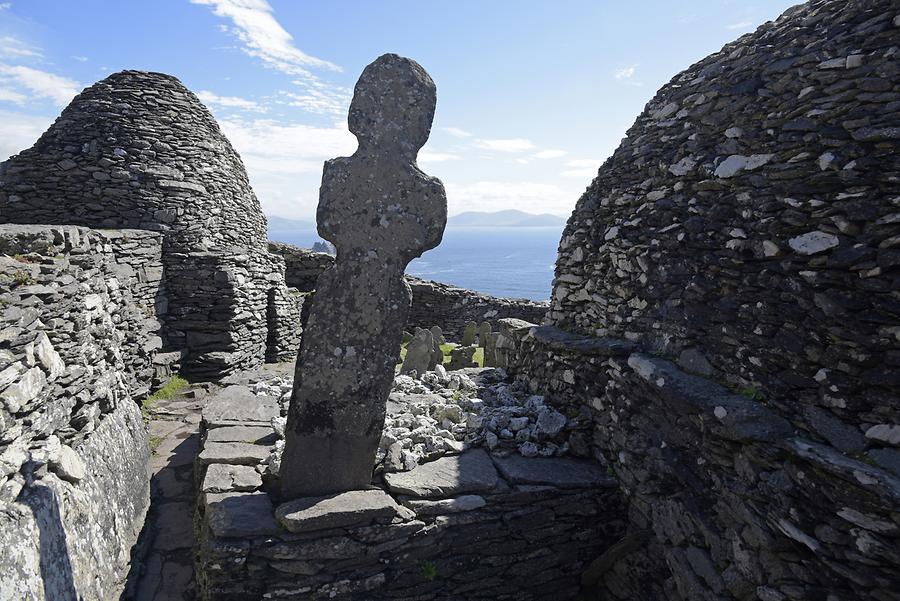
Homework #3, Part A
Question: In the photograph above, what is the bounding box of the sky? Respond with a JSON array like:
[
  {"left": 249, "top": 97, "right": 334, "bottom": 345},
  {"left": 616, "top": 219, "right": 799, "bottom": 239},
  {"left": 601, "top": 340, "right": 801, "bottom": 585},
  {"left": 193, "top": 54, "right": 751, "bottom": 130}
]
[{"left": 0, "top": 0, "right": 800, "bottom": 221}]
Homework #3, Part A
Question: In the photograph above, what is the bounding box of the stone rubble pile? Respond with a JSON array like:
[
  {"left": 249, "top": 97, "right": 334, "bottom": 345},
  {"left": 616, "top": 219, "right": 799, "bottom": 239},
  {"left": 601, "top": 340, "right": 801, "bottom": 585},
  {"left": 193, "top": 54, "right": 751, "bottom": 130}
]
[
  {"left": 249, "top": 363, "right": 584, "bottom": 482},
  {"left": 194, "top": 384, "right": 624, "bottom": 601}
]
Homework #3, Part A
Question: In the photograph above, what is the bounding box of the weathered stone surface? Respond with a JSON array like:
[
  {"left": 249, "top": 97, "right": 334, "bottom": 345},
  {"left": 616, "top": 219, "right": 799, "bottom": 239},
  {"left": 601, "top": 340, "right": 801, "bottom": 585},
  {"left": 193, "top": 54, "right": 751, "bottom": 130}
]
[
  {"left": 403, "top": 494, "right": 486, "bottom": 516},
  {"left": 400, "top": 328, "right": 435, "bottom": 376},
  {"left": 197, "top": 442, "right": 271, "bottom": 466},
  {"left": 205, "top": 492, "right": 280, "bottom": 538},
  {"left": 281, "top": 54, "right": 447, "bottom": 499},
  {"left": 461, "top": 321, "right": 477, "bottom": 346},
  {"left": 202, "top": 463, "right": 263, "bottom": 493},
  {"left": 384, "top": 449, "right": 498, "bottom": 498},
  {"left": 275, "top": 489, "right": 400, "bottom": 533},
  {"left": 0, "top": 71, "right": 298, "bottom": 379},
  {"left": 203, "top": 386, "right": 279, "bottom": 427},
  {"left": 205, "top": 425, "right": 277, "bottom": 444},
  {"left": 492, "top": 455, "right": 616, "bottom": 489}
]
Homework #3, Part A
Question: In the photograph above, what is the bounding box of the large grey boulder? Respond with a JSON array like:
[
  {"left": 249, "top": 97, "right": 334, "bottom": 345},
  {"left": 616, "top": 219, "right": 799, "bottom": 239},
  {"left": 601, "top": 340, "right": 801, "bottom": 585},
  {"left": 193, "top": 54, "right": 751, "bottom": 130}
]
[{"left": 281, "top": 54, "right": 447, "bottom": 499}]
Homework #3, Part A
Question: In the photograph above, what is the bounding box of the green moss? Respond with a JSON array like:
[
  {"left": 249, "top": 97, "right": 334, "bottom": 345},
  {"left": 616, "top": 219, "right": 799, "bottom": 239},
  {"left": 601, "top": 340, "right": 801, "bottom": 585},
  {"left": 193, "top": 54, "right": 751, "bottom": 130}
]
[
  {"left": 421, "top": 561, "right": 437, "bottom": 582},
  {"left": 0, "top": 270, "right": 36, "bottom": 288},
  {"left": 146, "top": 375, "right": 190, "bottom": 404},
  {"left": 473, "top": 347, "right": 484, "bottom": 368},
  {"left": 735, "top": 385, "right": 764, "bottom": 402},
  {"left": 148, "top": 435, "right": 164, "bottom": 454}
]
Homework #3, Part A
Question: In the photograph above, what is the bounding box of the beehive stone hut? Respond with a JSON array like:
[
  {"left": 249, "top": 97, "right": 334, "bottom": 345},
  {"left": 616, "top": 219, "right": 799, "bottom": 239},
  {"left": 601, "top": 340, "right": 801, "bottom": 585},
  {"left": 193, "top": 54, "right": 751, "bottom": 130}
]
[
  {"left": 0, "top": 70, "right": 301, "bottom": 378},
  {"left": 511, "top": 0, "right": 900, "bottom": 599}
]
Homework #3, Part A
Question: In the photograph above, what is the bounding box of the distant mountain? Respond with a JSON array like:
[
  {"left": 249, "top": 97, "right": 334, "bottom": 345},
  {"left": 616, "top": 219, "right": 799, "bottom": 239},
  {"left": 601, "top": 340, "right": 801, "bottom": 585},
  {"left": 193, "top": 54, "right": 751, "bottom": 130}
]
[
  {"left": 448, "top": 210, "right": 567, "bottom": 228},
  {"left": 266, "top": 215, "right": 315, "bottom": 231}
]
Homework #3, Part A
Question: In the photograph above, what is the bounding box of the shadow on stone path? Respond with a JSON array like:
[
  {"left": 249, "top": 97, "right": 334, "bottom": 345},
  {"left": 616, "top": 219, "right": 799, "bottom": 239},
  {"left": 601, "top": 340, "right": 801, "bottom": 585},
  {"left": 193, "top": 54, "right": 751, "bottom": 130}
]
[{"left": 122, "top": 385, "right": 212, "bottom": 601}]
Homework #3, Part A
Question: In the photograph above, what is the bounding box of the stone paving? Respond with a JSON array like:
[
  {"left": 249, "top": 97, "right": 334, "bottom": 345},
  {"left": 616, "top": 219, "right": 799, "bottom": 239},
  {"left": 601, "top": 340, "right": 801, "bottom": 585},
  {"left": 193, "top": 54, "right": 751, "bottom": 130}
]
[
  {"left": 123, "top": 363, "right": 295, "bottom": 601},
  {"left": 126, "top": 386, "right": 209, "bottom": 601}
]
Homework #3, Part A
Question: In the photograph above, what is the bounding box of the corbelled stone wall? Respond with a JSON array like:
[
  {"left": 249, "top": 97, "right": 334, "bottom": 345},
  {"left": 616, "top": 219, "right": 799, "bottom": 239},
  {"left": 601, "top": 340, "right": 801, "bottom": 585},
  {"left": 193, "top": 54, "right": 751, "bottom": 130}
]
[
  {"left": 0, "top": 70, "right": 298, "bottom": 377},
  {"left": 0, "top": 225, "right": 159, "bottom": 600},
  {"left": 522, "top": 1, "right": 900, "bottom": 599},
  {"left": 268, "top": 241, "right": 548, "bottom": 339},
  {"left": 549, "top": 0, "right": 898, "bottom": 439}
]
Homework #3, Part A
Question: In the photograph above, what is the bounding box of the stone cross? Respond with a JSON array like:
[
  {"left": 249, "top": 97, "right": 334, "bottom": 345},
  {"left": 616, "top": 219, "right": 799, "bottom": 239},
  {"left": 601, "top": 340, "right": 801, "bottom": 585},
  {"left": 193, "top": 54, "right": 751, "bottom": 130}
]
[{"left": 281, "top": 54, "right": 447, "bottom": 500}]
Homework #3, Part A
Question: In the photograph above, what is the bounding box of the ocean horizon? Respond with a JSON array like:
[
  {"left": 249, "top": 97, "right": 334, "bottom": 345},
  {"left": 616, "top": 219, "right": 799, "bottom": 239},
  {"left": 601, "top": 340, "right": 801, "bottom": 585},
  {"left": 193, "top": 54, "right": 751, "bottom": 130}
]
[{"left": 268, "top": 225, "right": 563, "bottom": 301}]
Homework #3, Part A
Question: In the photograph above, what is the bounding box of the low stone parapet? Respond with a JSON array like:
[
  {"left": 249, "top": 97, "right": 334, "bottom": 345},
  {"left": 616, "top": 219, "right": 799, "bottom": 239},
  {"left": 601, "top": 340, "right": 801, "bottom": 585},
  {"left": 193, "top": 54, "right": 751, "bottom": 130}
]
[{"left": 194, "top": 386, "right": 625, "bottom": 600}]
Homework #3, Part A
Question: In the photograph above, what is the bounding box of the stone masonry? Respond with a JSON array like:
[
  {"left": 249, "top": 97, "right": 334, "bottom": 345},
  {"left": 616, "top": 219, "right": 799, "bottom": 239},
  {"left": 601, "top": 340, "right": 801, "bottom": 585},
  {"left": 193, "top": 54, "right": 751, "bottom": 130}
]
[
  {"left": 0, "top": 70, "right": 300, "bottom": 379},
  {"left": 269, "top": 240, "right": 548, "bottom": 339},
  {"left": 515, "top": 1, "right": 900, "bottom": 599},
  {"left": 0, "top": 225, "right": 156, "bottom": 600}
]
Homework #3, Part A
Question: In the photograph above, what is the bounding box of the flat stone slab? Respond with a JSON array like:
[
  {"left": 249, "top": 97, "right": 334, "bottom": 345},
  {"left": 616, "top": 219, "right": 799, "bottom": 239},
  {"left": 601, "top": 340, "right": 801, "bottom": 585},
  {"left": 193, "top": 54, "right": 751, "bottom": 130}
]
[
  {"left": 206, "top": 425, "right": 277, "bottom": 444},
  {"left": 197, "top": 442, "right": 271, "bottom": 466},
  {"left": 384, "top": 449, "right": 499, "bottom": 499},
  {"left": 531, "top": 325, "right": 636, "bottom": 357},
  {"left": 275, "top": 489, "right": 401, "bottom": 533},
  {"left": 404, "top": 494, "right": 486, "bottom": 516},
  {"left": 202, "top": 463, "right": 263, "bottom": 493},
  {"left": 205, "top": 492, "right": 280, "bottom": 538},
  {"left": 202, "top": 385, "right": 279, "bottom": 428},
  {"left": 491, "top": 455, "right": 618, "bottom": 489}
]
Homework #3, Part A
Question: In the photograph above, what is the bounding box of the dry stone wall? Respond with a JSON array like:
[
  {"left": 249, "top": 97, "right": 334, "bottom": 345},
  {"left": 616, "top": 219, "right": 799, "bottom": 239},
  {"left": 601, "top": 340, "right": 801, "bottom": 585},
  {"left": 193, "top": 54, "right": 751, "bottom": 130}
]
[
  {"left": 0, "top": 70, "right": 298, "bottom": 378},
  {"left": 0, "top": 224, "right": 160, "bottom": 600},
  {"left": 549, "top": 0, "right": 899, "bottom": 440},
  {"left": 194, "top": 386, "right": 625, "bottom": 601},
  {"left": 268, "top": 241, "right": 548, "bottom": 339},
  {"left": 520, "top": 1, "right": 900, "bottom": 599}
]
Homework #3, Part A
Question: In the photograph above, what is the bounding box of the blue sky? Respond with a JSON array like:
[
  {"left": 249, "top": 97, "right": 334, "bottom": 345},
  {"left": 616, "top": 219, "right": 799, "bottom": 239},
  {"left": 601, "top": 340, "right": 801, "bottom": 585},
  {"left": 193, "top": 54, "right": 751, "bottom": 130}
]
[{"left": 0, "top": 0, "right": 799, "bottom": 220}]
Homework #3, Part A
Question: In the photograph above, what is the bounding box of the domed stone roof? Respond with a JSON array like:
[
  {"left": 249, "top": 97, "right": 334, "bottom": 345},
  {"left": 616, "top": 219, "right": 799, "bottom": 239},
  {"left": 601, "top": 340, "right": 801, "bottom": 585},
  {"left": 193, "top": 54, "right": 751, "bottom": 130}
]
[
  {"left": 0, "top": 70, "right": 268, "bottom": 253},
  {"left": 548, "top": 0, "right": 898, "bottom": 430}
]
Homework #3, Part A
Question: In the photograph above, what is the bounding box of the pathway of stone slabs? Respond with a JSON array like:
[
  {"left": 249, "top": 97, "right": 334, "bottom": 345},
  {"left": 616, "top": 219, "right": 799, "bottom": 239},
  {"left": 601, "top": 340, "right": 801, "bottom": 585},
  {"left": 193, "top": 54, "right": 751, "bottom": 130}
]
[
  {"left": 126, "top": 364, "right": 290, "bottom": 601},
  {"left": 126, "top": 384, "right": 208, "bottom": 601}
]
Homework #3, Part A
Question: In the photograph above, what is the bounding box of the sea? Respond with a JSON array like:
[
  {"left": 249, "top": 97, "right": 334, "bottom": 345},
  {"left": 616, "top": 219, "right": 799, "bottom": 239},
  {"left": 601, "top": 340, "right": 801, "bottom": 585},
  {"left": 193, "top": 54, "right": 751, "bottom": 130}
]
[{"left": 267, "top": 226, "right": 563, "bottom": 301}]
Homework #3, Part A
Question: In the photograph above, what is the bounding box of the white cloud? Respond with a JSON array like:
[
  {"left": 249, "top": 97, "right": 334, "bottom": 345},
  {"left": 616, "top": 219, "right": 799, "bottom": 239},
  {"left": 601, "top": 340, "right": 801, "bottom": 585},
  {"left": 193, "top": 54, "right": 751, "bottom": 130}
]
[
  {"left": 561, "top": 158, "right": 602, "bottom": 178},
  {"left": 197, "top": 90, "right": 266, "bottom": 112},
  {"left": 532, "top": 149, "right": 567, "bottom": 159},
  {"left": 279, "top": 80, "right": 351, "bottom": 115},
  {"left": 218, "top": 117, "right": 356, "bottom": 173},
  {"left": 443, "top": 126, "right": 473, "bottom": 138},
  {"left": 0, "top": 3, "right": 10, "bottom": 10},
  {"left": 0, "top": 64, "right": 81, "bottom": 106},
  {"left": 418, "top": 150, "right": 458, "bottom": 163},
  {"left": 475, "top": 138, "right": 535, "bottom": 153},
  {"left": 0, "top": 109, "right": 53, "bottom": 160},
  {"left": 614, "top": 65, "right": 637, "bottom": 79},
  {"left": 726, "top": 20, "right": 753, "bottom": 30},
  {"left": 0, "top": 36, "right": 42, "bottom": 59},
  {"left": 0, "top": 87, "right": 26, "bottom": 104},
  {"left": 191, "top": 0, "right": 339, "bottom": 75},
  {"left": 445, "top": 180, "right": 573, "bottom": 216},
  {"left": 71, "top": 55, "right": 89, "bottom": 62}
]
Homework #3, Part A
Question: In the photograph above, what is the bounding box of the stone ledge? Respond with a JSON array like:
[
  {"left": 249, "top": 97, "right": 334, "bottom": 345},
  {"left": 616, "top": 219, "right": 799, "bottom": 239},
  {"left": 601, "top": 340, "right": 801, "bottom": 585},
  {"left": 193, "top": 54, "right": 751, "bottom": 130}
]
[
  {"left": 492, "top": 454, "right": 617, "bottom": 489},
  {"left": 627, "top": 353, "right": 793, "bottom": 443},
  {"left": 275, "top": 489, "right": 401, "bottom": 533},
  {"left": 202, "top": 385, "right": 279, "bottom": 428},
  {"left": 383, "top": 449, "right": 499, "bottom": 498},
  {"left": 529, "top": 325, "right": 637, "bottom": 357}
]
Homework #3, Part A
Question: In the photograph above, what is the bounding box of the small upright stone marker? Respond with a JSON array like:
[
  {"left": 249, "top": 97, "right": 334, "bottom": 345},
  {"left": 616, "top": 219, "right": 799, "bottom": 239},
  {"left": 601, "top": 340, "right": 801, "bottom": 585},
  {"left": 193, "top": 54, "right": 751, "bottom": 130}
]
[
  {"left": 461, "top": 321, "right": 478, "bottom": 346},
  {"left": 478, "top": 321, "right": 491, "bottom": 346},
  {"left": 400, "top": 328, "right": 435, "bottom": 376},
  {"left": 281, "top": 54, "right": 447, "bottom": 500}
]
